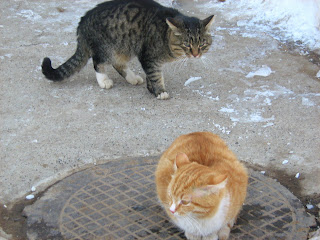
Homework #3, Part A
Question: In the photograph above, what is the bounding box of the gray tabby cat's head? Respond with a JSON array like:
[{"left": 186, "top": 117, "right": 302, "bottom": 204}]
[{"left": 166, "top": 15, "right": 215, "bottom": 58}]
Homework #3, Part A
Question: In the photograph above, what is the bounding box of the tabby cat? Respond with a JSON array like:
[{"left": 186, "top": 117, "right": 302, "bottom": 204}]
[
  {"left": 155, "top": 132, "right": 248, "bottom": 239},
  {"left": 41, "top": 0, "right": 215, "bottom": 99}
]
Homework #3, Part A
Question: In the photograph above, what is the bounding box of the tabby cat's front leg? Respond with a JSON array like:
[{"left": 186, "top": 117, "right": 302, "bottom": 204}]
[{"left": 140, "top": 61, "right": 169, "bottom": 100}]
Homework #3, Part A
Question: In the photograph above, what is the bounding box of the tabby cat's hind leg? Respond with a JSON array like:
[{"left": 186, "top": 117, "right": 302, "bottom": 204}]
[{"left": 93, "top": 59, "right": 113, "bottom": 89}]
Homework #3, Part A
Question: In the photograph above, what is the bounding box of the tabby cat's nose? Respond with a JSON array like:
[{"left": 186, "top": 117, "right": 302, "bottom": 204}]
[{"left": 191, "top": 49, "right": 200, "bottom": 58}]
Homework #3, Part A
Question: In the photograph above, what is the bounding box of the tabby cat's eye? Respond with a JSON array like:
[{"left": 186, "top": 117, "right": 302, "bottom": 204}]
[
  {"left": 183, "top": 42, "right": 191, "bottom": 48},
  {"left": 199, "top": 40, "right": 207, "bottom": 48}
]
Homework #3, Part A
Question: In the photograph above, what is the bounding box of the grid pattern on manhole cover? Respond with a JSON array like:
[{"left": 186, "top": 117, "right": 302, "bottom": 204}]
[{"left": 59, "top": 164, "right": 298, "bottom": 240}]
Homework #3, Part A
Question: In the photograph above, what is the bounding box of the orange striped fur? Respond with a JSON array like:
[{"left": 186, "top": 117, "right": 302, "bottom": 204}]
[{"left": 155, "top": 132, "right": 248, "bottom": 240}]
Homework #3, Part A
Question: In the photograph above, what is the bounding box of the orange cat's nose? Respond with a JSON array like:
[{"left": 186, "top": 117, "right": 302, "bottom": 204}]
[{"left": 170, "top": 203, "right": 176, "bottom": 214}]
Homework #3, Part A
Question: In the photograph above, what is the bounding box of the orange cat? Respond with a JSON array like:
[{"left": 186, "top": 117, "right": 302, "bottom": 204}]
[{"left": 155, "top": 132, "right": 248, "bottom": 240}]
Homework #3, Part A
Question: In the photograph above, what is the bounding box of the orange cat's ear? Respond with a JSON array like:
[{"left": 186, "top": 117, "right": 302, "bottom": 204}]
[
  {"left": 174, "top": 152, "right": 190, "bottom": 169},
  {"left": 192, "top": 174, "right": 228, "bottom": 198},
  {"left": 209, "top": 174, "right": 228, "bottom": 186}
]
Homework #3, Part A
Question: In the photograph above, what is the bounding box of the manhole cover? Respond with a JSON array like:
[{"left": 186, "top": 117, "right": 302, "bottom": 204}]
[{"left": 24, "top": 157, "right": 314, "bottom": 240}]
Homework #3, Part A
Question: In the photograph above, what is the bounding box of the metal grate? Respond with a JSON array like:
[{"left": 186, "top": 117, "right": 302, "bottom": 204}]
[{"left": 58, "top": 161, "right": 309, "bottom": 240}]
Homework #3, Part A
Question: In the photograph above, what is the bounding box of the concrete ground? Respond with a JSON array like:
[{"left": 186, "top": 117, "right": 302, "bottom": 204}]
[{"left": 0, "top": 0, "right": 319, "bottom": 238}]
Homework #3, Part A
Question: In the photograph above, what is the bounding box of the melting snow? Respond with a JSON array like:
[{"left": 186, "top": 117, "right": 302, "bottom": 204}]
[
  {"left": 184, "top": 76, "right": 202, "bottom": 86},
  {"left": 246, "top": 66, "right": 273, "bottom": 78},
  {"left": 16, "top": 9, "right": 42, "bottom": 21},
  {"left": 302, "top": 97, "right": 315, "bottom": 106},
  {"left": 26, "top": 194, "right": 35, "bottom": 200},
  {"left": 187, "top": 0, "right": 320, "bottom": 50},
  {"left": 219, "top": 107, "right": 235, "bottom": 113},
  {"left": 230, "top": 112, "right": 275, "bottom": 124},
  {"left": 306, "top": 204, "right": 314, "bottom": 209}
]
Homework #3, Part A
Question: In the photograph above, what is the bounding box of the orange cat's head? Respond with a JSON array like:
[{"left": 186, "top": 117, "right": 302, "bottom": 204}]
[{"left": 166, "top": 153, "right": 228, "bottom": 218}]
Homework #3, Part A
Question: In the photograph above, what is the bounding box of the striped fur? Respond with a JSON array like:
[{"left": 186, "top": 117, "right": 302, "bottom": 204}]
[
  {"left": 41, "top": 0, "right": 214, "bottom": 99},
  {"left": 156, "top": 132, "right": 248, "bottom": 239}
]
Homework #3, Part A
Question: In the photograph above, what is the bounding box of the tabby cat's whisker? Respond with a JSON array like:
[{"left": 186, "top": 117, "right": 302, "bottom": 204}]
[
  {"left": 179, "top": 58, "right": 188, "bottom": 71},
  {"left": 201, "top": 56, "right": 214, "bottom": 68},
  {"left": 174, "top": 56, "right": 186, "bottom": 73},
  {"left": 177, "top": 58, "right": 185, "bottom": 72}
]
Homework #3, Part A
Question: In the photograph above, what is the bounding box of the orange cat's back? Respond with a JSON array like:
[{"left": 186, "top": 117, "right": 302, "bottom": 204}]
[{"left": 156, "top": 132, "right": 248, "bottom": 239}]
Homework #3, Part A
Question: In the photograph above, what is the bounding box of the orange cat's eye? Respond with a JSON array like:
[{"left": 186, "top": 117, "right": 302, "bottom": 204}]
[{"left": 180, "top": 199, "right": 190, "bottom": 205}]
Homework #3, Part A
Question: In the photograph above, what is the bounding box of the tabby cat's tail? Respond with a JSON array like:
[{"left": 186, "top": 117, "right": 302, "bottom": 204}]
[{"left": 42, "top": 40, "right": 90, "bottom": 81}]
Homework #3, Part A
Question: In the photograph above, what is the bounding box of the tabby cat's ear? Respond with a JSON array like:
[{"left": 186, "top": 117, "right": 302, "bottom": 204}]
[
  {"left": 192, "top": 174, "right": 228, "bottom": 198},
  {"left": 166, "top": 17, "right": 183, "bottom": 35},
  {"left": 202, "top": 15, "right": 215, "bottom": 31},
  {"left": 174, "top": 152, "right": 190, "bottom": 169}
]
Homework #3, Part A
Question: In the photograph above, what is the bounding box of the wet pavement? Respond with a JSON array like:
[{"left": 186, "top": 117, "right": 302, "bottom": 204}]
[{"left": 23, "top": 157, "right": 315, "bottom": 240}]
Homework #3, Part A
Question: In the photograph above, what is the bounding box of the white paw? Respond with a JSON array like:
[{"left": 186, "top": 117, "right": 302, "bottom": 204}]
[
  {"left": 96, "top": 72, "right": 113, "bottom": 89},
  {"left": 157, "top": 92, "right": 170, "bottom": 100},
  {"left": 125, "top": 69, "right": 144, "bottom": 85}
]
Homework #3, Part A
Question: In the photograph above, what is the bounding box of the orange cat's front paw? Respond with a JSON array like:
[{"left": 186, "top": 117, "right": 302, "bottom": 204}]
[
  {"left": 218, "top": 225, "right": 230, "bottom": 240},
  {"left": 185, "top": 232, "right": 202, "bottom": 240}
]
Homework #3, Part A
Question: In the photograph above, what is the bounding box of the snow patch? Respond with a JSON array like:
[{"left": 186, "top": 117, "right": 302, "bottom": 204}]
[
  {"left": 212, "top": 121, "right": 236, "bottom": 135},
  {"left": 17, "top": 10, "right": 42, "bottom": 21},
  {"left": 26, "top": 194, "right": 34, "bottom": 200},
  {"left": 302, "top": 97, "right": 315, "bottom": 106},
  {"left": 184, "top": 76, "right": 202, "bottom": 86},
  {"left": 262, "top": 122, "right": 274, "bottom": 128},
  {"left": 190, "top": 0, "right": 320, "bottom": 50},
  {"left": 306, "top": 204, "right": 314, "bottom": 209},
  {"left": 0, "top": 54, "right": 13, "bottom": 60},
  {"left": 246, "top": 66, "right": 273, "bottom": 78},
  {"left": 219, "top": 107, "right": 235, "bottom": 113},
  {"left": 192, "top": 89, "right": 219, "bottom": 101},
  {"left": 230, "top": 112, "right": 274, "bottom": 124}
]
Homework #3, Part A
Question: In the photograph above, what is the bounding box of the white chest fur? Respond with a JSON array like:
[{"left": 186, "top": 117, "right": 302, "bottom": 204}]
[{"left": 173, "top": 193, "right": 230, "bottom": 237}]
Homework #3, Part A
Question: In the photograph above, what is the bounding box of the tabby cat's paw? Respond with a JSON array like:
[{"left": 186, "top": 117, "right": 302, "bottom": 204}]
[
  {"left": 125, "top": 70, "right": 144, "bottom": 85},
  {"left": 96, "top": 72, "right": 113, "bottom": 89},
  {"left": 127, "top": 75, "right": 144, "bottom": 85},
  {"left": 99, "top": 79, "right": 114, "bottom": 89},
  {"left": 157, "top": 92, "right": 170, "bottom": 100}
]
